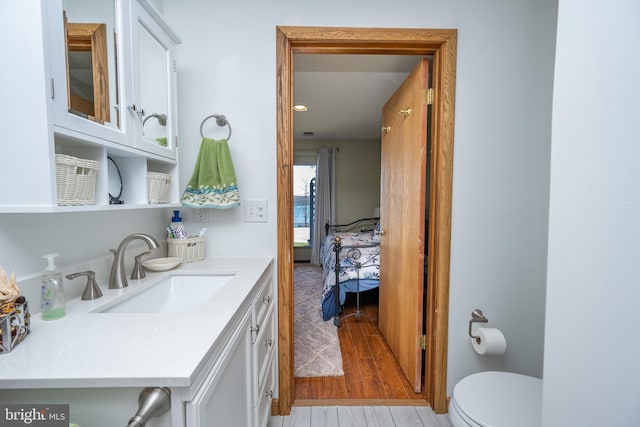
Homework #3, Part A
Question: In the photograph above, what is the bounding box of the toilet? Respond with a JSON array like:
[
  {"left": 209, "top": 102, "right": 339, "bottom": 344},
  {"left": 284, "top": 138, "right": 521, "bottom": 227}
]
[{"left": 448, "top": 371, "right": 542, "bottom": 427}]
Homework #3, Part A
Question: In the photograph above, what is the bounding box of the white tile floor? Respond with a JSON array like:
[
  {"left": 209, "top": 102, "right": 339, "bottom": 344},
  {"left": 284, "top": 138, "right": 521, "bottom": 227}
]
[{"left": 268, "top": 405, "right": 453, "bottom": 427}]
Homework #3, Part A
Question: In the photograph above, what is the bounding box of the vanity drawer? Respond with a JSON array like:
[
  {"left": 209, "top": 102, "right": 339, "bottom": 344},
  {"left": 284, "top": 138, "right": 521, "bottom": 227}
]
[
  {"left": 254, "top": 352, "right": 275, "bottom": 427},
  {"left": 253, "top": 304, "right": 275, "bottom": 400},
  {"left": 253, "top": 278, "right": 274, "bottom": 326}
]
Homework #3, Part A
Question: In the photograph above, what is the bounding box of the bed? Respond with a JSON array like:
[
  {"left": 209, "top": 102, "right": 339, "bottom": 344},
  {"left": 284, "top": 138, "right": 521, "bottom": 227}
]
[{"left": 320, "top": 217, "right": 380, "bottom": 325}]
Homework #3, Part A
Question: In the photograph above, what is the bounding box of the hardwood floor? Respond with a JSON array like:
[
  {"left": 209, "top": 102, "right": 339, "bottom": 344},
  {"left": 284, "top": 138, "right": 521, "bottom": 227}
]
[
  {"left": 295, "top": 288, "right": 425, "bottom": 402},
  {"left": 269, "top": 405, "right": 453, "bottom": 427}
]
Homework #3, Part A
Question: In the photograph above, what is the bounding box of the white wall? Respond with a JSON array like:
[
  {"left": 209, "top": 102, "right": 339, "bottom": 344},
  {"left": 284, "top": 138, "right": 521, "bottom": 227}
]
[
  {"left": 163, "top": 0, "right": 557, "bottom": 393},
  {"left": 334, "top": 140, "right": 381, "bottom": 223},
  {"left": 295, "top": 139, "right": 381, "bottom": 223},
  {"left": 542, "top": 1, "right": 640, "bottom": 426},
  {"left": 0, "top": 210, "right": 168, "bottom": 278}
]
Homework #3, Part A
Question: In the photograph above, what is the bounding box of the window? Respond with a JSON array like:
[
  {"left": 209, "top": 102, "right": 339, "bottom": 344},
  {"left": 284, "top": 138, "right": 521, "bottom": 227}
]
[{"left": 293, "top": 164, "right": 316, "bottom": 247}]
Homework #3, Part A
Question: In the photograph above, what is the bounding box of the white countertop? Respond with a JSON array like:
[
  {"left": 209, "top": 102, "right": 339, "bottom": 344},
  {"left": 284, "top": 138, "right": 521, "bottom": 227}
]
[{"left": 0, "top": 257, "right": 273, "bottom": 390}]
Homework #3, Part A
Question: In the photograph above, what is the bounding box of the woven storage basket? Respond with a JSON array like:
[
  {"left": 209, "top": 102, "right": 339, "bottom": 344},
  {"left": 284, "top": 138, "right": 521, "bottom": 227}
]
[
  {"left": 0, "top": 297, "right": 30, "bottom": 354},
  {"left": 56, "top": 154, "right": 99, "bottom": 206},
  {"left": 168, "top": 236, "right": 205, "bottom": 262},
  {"left": 147, "top": 172, "right": 172, "bottom": 204}
]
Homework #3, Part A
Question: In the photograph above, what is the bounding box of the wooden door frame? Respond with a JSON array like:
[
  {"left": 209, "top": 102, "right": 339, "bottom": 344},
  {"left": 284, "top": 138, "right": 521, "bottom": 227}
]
[{"left": 275, "top": 26, "right": 457, "bottom": 415}]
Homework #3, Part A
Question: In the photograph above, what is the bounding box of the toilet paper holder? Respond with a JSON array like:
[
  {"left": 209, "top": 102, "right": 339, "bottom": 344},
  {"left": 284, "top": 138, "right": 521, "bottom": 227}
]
[{"left": 468, "top": 309, "right": 488, "bottom": 343}]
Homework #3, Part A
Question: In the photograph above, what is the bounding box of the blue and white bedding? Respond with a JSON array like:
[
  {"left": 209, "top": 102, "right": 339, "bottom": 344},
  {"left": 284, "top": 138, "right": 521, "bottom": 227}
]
[{"left": 320, "top": 231, "right": 380, "bottom": 320}]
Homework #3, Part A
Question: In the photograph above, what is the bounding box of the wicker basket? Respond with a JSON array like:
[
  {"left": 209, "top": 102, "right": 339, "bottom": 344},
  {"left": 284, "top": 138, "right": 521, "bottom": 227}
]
[
  {"left": 0, "top": 297, "right": 30, "bottom": 354},
  {"left": 168, "top": 236, "right": 205, "bottom": 262},
  {"left": 147, "top": 172, "right": 172, "bottom": 204},
  {"left": 56, "top": 154, "right": 99, "bottom": 206}
]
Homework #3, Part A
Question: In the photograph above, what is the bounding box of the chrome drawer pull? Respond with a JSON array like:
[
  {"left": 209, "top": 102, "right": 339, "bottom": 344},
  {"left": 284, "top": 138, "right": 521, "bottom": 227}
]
[
  {"left": 263, "top": 295, "right": 271, "bottom": 304},
  {"left": 265, "top": 338, "right": 273, "bottom": 347},
  {"left": 266, "top": 390, "right": 273, "bottom": 398}
]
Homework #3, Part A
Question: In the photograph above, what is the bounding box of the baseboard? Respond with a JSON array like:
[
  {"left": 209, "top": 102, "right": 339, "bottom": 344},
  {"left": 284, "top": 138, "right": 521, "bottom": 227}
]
[
  {"left": 271, "top": 397, "right": 442, "bottom": 415},
  {"left": 293, "top": 398, "right": 430, "bottom": 407}
]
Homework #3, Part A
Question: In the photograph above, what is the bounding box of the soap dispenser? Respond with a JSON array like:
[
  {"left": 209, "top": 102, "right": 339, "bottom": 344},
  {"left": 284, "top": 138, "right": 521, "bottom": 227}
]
[{"left": 40, "top": 253, "right": 66, "bottom": 321}]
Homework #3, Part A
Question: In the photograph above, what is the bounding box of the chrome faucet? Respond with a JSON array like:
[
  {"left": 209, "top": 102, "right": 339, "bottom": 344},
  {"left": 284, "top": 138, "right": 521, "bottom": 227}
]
[{"left": 109, "top": 233, "right": 159, "bottom": 289}]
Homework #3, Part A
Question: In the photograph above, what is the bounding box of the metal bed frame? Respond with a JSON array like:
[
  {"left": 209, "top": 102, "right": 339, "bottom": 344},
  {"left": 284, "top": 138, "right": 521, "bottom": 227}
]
[{"left": 330, "top": 236, "right": 379, "bottom": 327}]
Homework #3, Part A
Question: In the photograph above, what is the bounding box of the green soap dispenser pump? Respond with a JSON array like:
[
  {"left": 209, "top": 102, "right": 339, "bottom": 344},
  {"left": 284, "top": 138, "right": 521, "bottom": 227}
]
[{"left": 40, "top": 253, "right": 66, "bottom": 320}]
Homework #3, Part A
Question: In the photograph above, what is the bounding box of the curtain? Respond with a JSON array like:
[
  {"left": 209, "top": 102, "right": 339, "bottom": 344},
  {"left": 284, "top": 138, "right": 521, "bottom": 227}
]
[{"left": 310, "top": 147, "right": 336, "bottom": 264}]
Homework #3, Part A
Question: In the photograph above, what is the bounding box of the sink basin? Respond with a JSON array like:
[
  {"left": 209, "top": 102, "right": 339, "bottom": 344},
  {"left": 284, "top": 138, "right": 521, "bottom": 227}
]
[{"left": 95, "top": 274, "right": 234, "bottom": 314}]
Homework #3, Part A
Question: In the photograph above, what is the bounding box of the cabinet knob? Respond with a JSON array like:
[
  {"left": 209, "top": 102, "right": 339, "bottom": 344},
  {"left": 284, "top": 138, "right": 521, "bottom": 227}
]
[
  {"left": 265, "top": 338, "right": 273, "bottom": 348},
  {"left": 250, "top": 324, "right": 260, "bottom": 334},
  {"left": 266, "top": 390, "right": 273, "bottom": 399},
  {"left": 263, "top": 295, "right": 271, "bottom": 304}
]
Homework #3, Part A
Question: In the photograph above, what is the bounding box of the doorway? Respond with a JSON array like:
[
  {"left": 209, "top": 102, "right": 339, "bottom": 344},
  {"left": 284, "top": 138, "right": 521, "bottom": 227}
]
[{"left": 276, "top": 26, "right": 457, "bottom": 415}]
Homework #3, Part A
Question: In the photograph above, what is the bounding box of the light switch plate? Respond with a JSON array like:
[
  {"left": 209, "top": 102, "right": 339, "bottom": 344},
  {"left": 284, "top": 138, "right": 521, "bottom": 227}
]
[{"left": 244, "top": 199, "right": 267, "bottom": 222}]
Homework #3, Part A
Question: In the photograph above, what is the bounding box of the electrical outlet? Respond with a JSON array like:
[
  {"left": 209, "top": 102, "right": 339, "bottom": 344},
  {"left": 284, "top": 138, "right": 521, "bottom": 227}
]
[
  {"left": 244, "top": 199, "right": 268, "bottom": 223},
  {"left": 193, "top": 208, "right": 209, "bottom": 223}
]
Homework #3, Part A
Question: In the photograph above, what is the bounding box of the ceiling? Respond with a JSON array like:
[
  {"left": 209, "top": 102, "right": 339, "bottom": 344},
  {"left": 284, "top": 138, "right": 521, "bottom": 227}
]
[{"left": 293, "top": 54, "right": 424, "bottom": 141}]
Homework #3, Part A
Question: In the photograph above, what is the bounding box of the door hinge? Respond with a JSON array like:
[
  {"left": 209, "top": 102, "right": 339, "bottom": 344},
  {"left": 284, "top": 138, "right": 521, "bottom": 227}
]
[
  {"left": 419, "top": 334, "right": 427, "bottom": 351},
  {"left": 424, "top": 88, "right": 433, "bottom": 105},
  {"left": 50, "top": 78, "right": 55, "bottom": 99}
]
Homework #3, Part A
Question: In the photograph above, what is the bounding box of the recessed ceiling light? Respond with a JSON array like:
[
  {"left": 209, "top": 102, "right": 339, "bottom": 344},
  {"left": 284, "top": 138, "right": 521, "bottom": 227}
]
[{"left": 293, "top": 104, "right": 308, "bottom": 112}]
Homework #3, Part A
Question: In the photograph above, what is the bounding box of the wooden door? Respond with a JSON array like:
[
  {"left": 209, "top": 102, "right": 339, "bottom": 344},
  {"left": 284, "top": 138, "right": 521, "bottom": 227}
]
[{"left": 378, "top": 58, "right": 429, "bottom": 393}]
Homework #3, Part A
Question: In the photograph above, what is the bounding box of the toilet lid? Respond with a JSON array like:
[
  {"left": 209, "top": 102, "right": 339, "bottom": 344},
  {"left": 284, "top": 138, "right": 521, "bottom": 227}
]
[{"left": 452, "top": 371, "right": 542, "bottom": 427}]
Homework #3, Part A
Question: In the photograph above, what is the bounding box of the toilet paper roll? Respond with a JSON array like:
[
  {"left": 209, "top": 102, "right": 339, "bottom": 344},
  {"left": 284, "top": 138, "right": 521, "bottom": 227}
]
[{"left": 472, "top": 327, "right": 507, "bottom": 355}]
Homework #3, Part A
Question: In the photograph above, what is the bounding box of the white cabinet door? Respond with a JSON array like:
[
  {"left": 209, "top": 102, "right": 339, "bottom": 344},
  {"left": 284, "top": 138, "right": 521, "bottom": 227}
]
[
  {"left": 127, "top": 0, "right": 179, "bottom": 160},
  {"left": 186, "top": 309, "right": 253, "bottom": 427},
  {"left": 48, "top": 0, "right": 128, "bottom": 145}
]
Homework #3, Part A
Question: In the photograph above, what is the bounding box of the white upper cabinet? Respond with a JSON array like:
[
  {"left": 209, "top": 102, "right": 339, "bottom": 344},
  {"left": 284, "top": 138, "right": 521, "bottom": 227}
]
[{"left": 0, "top": 0, "right": 180, "bottom": 212}]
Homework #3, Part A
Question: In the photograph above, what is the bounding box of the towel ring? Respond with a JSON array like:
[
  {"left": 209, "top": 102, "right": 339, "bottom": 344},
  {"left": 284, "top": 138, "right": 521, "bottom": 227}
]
[{"left": 200, "top": 114, "right": 232, "bottom": 140}]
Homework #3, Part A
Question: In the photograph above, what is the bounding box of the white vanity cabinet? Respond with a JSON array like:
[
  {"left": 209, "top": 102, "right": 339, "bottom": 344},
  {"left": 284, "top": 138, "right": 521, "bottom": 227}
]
[
  {"left": 1, "top": 0, "right": 180, "bottom": 212},
  {"left": 184, "top": 273, "right": 276, "bottom": 427},
  {"left": 184, "top": 308, "right": 253, "bottom": 427},
  {"left": 0, "top": 259, "right": 276, "bottom": 427}
]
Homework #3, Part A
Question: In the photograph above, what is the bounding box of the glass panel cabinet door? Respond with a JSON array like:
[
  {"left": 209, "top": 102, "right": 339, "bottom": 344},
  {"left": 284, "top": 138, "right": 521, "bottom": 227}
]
[
  {"left": 129, "top": 0, "right": 179, "bottom": 160},
  {"left": 50, "top": 0, "right": 127, "bottom": 145},
  {"left": 139, "top": 25, "right": 169, "bottom": 146}
]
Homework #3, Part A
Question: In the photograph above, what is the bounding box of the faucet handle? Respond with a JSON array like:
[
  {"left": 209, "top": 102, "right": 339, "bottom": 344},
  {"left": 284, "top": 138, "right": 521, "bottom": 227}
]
[
  {"left": 131, "top": 251, "right": 152, "bottom": 280},
  {"left": 66, "top": 271, "right": 103, "bottom": 301}
]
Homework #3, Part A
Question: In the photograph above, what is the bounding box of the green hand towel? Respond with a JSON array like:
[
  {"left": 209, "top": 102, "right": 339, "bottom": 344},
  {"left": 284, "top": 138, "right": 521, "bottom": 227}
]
[{"left": 181, "top": 138, "right": 240, "bottom": 208}]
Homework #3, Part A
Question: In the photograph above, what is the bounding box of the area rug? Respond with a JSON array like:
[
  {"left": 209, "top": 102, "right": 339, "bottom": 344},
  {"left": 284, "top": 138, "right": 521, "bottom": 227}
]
[{"left": 294, "top": 264, "right": 344, "bottom": 377}]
